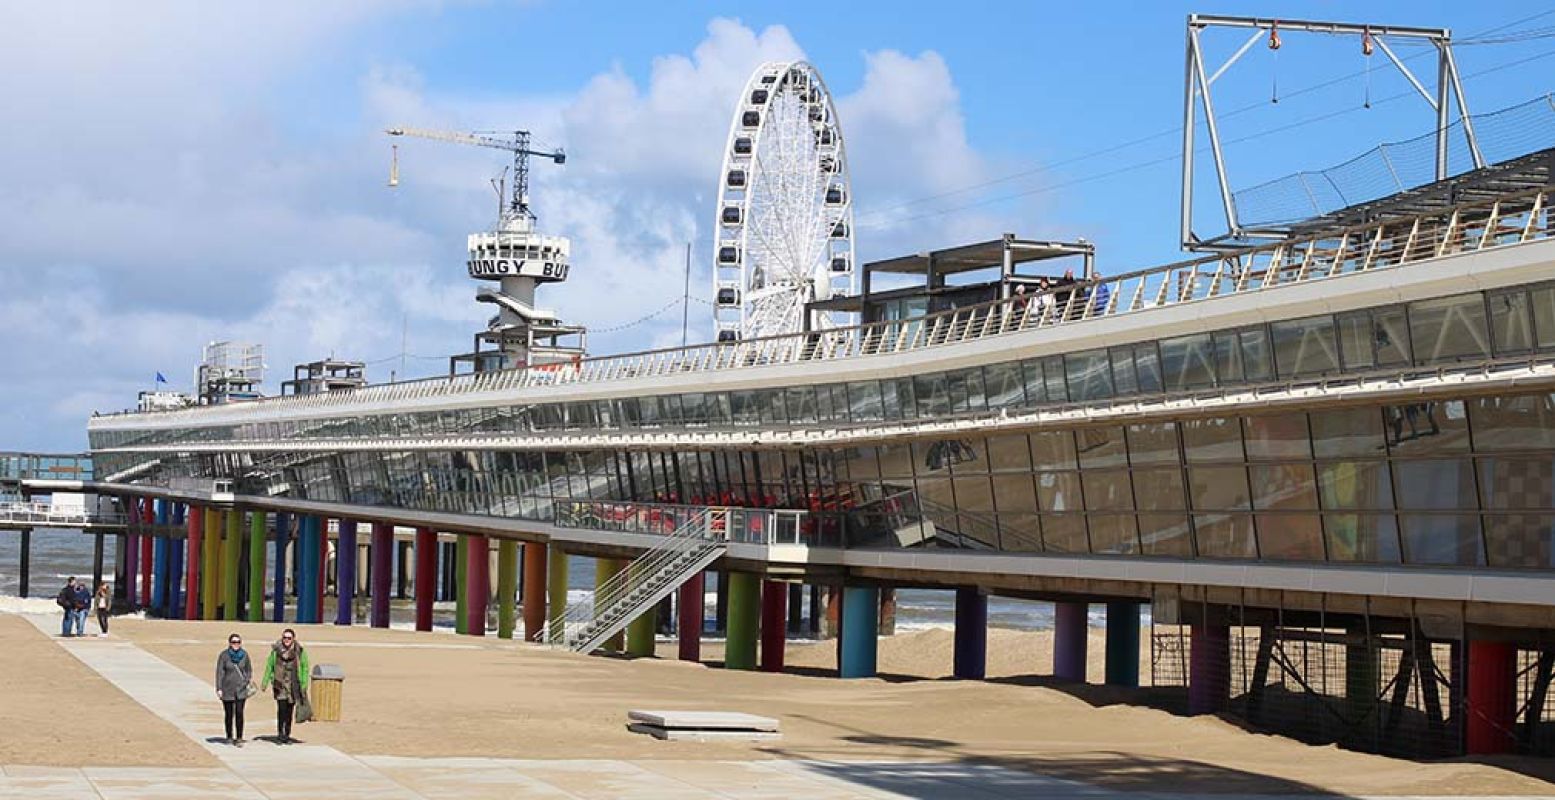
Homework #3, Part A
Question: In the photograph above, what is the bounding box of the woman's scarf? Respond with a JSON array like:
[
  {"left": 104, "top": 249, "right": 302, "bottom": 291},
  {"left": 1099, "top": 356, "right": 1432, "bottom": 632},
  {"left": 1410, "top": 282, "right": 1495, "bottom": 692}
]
[{"left": 227, "top": 647, "right": 246, "bottom": 665}]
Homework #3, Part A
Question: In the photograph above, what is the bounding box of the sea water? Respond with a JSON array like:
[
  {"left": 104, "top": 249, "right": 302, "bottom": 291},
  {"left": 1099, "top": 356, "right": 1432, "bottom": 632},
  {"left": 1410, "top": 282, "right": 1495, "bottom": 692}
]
[{"left": 0, "top": 529, "right": 1111, "bottom": 632}]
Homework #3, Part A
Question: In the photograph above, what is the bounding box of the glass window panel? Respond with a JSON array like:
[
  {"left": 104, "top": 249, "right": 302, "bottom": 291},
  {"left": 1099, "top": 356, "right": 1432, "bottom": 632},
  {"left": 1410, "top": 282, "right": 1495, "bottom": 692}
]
[
  {"left": 919, "top": 439, "right": 980, "bottom": 473},
  {"left": 948, "top": 438, "right": 989, "bottom": 475},
  {"left": 953, "top": 476, "right": 996, "bottom": 517},
  {"left": 1133, "top": 467, "right": 1185, "bottom": 510},
  {"left": 679, "top": 393, "right": 706, "bottom": 425},
  {"left": 1139, "top": 513, "right": 1194, "bottom": 557},
  {"left": 1312, "top": 406, "right": 1386, "bottom": 458},
  {"left": 1533, "top": 284, "right": 1555, "bottom": 350},
  {"left": 786, "top": 387, "right": 817, "bottom": 424},
  {"left": 1126, "top": 421, "right": 1180, "bottom": 465},
  {"left": 1490, "top": 290, "right": 1534, "bottom": 354},
  {"left": 1043, "top": 357, "right": 1068, "bottom": 402},
  {"left": 1478, "top": 456, "right": 1555, "bottom": 510},
  {"left": 1250, "top": 464, "right": 1318, "bottom": 510},
  {"left": 998, "top": 513, "right": 1044, "bottom": 551},
  {"left": 987, "top": 434, "right": 1032, "bottom": 473},
  {"left": 1271, "top": 314, "right": 1340, "bottom": 377},
  {"left": 1029, "top": 431, "right": 1077, "bottom": 470},
  {"left": 877, "top": 443, "right": 915, "bottom": 478},
  {"left": 1385, "top": 400, "right": 1469, "bottom": 453},
  {"left": 1337, "top": 312, "right": 1375, "bottom": 370},
  {"left": 1213, "top": 331, "right": 1243, "bottom": 384},
  {"left": 1317, "top": 461, "right": 1394, "bottom": 510},
  {"left": 1483, "top": 514, "right": 1555, "bottom": 568},
  {"left": 1194, "top": 514, "right": 1256, "bottom": 558},
  {"left": 658, "top": 394, "right": 683, "bottom": 424},
  {"left": 1036, "top": 471, "right": 1082, "bottom": 511},
  {"left": 1240, "top": 328, "right": 1273, "bottom": 381},
  {"left": 915, "top": 374, "right": 951, "bottom": 417},
  {"left": 1041, "top": 514, "right": 1088, "bottom": 553},
  {"left": 1082, "top": 470, "right": 1133, "bottom": 510},
  {"left": 1244, "top": 413, "right": 1311, "bottom": 461},
  {"left": 881, "top": 378, "right": 913, "bottom": 420},
  {"left": 1400, "top": 514, "right": 1484, "bottom": 566},
  {"left": 992, "top": 474, "right": 1037, "bottom": 512},
  {"left": 985, "top": 363, "right": 1025, "bottom": 409},
  {"left": 760, "top": 390, "right": 787, "bottom": 425},
  {"left": 1135, "top": 343, "right": 1163, "bottom": 392},
  {"left": 1470, "top": 393, "right": 1555, "bottom": 451},
  {"left": 1255, "top": 514, "right": 1325, "bottom": 560},
  {"left": 730, "top": 391, "right": 760, "bottom": 425},
  {"left": 963, "top": 368, "right": 987, "bottom": 411},
  {"left": 1374, "top": 306, "right": 1412, "bottom": 365},
  {"left": 1323, "top": 514, "right": 1401, "bottom": 563},
  {"left": 916, "top": 475, "right": 956, "bottom": 515},
  {"left": 1066, "top": 349, "right": 1114, "bottom": 401},
  {"left": 1409, "top": 293, "right": 1490, "bottom": 364},
  {"left": 945, "top": 370, "right": 970, "bottom": 413},
  {"left": 1160, "top": 333, "right": 1216, "bottom": 390},
  {"left": 1110, "top": 348, "right": 1138, "bottom": 396},
  {"left": 1021, "top": 360, "right": 1047, "bottom": 404},
  {"left": 1189, "top": 466, "right": 1250, "bottom": 509},
  {"left": 1182, "top": 417, "right": 1242, "bottom": 462},
  {"left": 846, "top": 381, "right": 883, "bottom": 422},
  {"left": 1089, "top": 514, "right": 1139, "bottom": 555},
  {"left": 1076, "top": 426, "right": 1127, "bottom": 469},
  {"left": 1393, "top": 458, "right": 1477, "bottom": 509}
]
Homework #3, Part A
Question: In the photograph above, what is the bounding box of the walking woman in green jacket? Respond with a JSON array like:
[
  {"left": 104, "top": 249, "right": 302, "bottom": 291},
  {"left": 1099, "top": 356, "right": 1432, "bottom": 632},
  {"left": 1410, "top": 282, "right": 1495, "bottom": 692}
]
[{"left": 260, "top": 628, "right": 309, "bottom": 744}]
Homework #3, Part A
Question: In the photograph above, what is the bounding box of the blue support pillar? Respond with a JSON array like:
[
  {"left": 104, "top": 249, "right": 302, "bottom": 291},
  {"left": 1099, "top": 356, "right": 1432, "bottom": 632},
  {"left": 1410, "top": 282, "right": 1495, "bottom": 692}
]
[
  {"left": 335, "top": 520, "right": 357, "bottom": 626},
  {"left": 839, "top": 586, "right": 879, "bottom": 679},
  {"left": 272, "top": 512, "right": 290, "bottom": 622},
  {"left": 152, "top": 499, "right": 171, "bottom": 615},
  {"left": 1105, "top": 601, "right": 1141, "bottom": 688},
  {"left": 296, "top": 516, "right": 316, "bottom": 624},
  {"left": 953, "top": 587, "right": 988, "bottom": 680}
]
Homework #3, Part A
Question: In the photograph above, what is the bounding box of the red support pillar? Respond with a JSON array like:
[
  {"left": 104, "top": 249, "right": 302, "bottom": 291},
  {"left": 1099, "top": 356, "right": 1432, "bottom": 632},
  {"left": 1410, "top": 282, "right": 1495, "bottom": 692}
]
[
  {"left": 521, "top": 542, "right": 547, "bottom": 641},
  {"left": 369, "top": 522, "right": 392, "bottom": 628},
  {"left": 1466, "top": 640, "right": 1517, "bottom": 755},
  {"left": 677, "top": 572, "right": 704, "bottom": 662},
  {"left": 139, "top": 499, "right": 154, "bottom": 607},
  {"left": 413, "top": 527, "right": 435, "bottom": 632},
  {"left": 184, "top": 506, "right": 202, "bottom": 621},
  {"left": 760, "top": 580, "right": 787, "bottom": 673},
  {"left": 465, "top": 534, "right": 489, "bottom": 636}
]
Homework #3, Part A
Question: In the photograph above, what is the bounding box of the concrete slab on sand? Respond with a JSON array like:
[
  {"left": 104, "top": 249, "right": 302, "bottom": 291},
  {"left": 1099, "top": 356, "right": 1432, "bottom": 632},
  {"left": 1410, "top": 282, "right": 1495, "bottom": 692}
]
[{"left": 628, "top": 709, "right": 782, "bottom": 741}]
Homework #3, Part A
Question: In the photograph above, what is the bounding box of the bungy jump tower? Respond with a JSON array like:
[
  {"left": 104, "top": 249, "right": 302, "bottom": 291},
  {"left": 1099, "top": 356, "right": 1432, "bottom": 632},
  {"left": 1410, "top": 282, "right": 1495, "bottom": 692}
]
[{"left": 75, "top": 14, "right": 1555, "bottom": 761}]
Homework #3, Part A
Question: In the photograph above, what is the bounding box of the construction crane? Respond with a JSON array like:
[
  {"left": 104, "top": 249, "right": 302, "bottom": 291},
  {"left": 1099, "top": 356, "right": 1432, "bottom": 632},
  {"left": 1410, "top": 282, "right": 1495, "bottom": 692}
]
[{"left": 385, "top": 126, "right": 565, "bottom": 227}]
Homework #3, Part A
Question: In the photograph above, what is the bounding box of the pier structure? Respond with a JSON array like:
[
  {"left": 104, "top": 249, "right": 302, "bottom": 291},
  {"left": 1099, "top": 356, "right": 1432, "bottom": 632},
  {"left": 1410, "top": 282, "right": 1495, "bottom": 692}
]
[{"left": 68, "top": 147, "right": 1555, "bottom": 759}]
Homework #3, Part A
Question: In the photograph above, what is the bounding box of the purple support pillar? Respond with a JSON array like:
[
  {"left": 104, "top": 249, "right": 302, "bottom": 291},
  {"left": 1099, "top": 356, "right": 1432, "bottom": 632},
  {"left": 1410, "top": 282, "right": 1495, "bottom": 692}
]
[
  {"left": 1189, "top": 624, "right": 1231, "bottom": 715},
  {"left": 953, "top": 587, "right": 988, "bottom": 680},
  {"left": 334, "top": 520, "right": 357, "bottom": 625},
  {"left": 677, "top": 572, "right": 704, "bottom": 662},
  {"left": 1053, "top": 601, "right": 1088, "bottom": 682},
  {"left": 369, "top": 522, "right": 392, "bottom": 628}
]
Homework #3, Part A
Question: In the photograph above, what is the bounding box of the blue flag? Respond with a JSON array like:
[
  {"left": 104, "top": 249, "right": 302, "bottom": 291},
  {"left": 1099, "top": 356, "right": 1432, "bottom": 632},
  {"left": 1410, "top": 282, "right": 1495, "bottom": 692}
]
[{"left": 155, "top": 372, "right": 167, "bottom": 384}]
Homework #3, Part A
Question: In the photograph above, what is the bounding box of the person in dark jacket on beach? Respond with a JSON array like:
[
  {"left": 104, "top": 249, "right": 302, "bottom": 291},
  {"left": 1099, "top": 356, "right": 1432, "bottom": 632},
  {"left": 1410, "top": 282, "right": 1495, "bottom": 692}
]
[
  {"left": 260, "top": 628, "right": 310, "bottom": 744},
  {"left": 215, "top": 633, "right": 254, "bottom": 746},
  {"left": 56, "top": 577, "right": 84, "bottom": 637},
  {"left": 70, "top": 581, "right": 91, "bottom": 636}
]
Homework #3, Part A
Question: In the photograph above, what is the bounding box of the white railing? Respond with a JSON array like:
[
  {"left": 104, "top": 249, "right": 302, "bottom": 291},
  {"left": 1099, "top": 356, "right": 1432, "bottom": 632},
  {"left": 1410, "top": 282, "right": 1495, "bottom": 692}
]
[
  {"left": 91, "top": 186, "right": 1555, "bottom": 430},
  {"left": 0, "top": 502, "right": 127, "bottom": 527}
]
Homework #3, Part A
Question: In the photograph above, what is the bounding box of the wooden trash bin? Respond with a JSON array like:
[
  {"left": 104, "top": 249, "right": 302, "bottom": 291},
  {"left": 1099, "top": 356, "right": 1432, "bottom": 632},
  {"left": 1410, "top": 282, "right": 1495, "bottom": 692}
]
[{"left": 309, "top": 664, "right": 345, "bottom": 722}]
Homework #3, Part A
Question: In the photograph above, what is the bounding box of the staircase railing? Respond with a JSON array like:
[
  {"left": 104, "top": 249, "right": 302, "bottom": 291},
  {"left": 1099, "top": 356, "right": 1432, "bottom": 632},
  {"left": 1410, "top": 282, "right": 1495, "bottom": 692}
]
[{"left": 546, "top": 507, "right": 728, "bottom": 653}]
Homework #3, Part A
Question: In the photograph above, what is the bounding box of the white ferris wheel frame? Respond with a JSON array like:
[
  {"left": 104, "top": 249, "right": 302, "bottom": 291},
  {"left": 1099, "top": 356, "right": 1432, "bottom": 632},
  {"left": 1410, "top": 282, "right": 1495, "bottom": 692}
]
[{"left": 713, "top": 60, "right": 856, "bottom": 341}]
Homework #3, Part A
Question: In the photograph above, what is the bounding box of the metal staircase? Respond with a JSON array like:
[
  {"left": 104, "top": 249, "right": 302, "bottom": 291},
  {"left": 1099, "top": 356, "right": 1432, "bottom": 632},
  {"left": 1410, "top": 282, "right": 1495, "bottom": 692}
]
[{"left": 546, "top": 507, "right": 727, "bottom": 653}]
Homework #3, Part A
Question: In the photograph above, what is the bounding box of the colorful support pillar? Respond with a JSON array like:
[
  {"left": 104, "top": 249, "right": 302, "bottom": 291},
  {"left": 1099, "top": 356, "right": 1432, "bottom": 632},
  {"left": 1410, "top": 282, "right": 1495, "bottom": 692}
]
[
  {"left": 184, "top": 506, "right": 202, "bottom": 620},
  {"left": 92, "top": 532, "right": 105, "bottom": 599},
  {"left": 166, "top": 505, "right": 184, "bottom": 615},
  {"left": 677, "top": 571, "right": 704, "bottom": 662},
  {"left": 370, "top": 522, "right": 392, "bottom": 628},
  {"left": 335, "top": 520, "right": 358, "bottom": 626},
  {"left": 139, "top": 499, "right": 154, "bottom": 607},
  {"left": 594, "top": 557, "right": 625, "bottom": 652},
  {"left": 222, "top": 508, "right": 242, "bottom": 621},
  {"left": 201, "top": 509, "right": 221, "bottom": 621},
  {"left": 839, "top": 586, "right": 880, "bottom": 678},
  {"left": 1188, "top": 623, "right": 1231, "bottom": 715},
  {"left": 724, "top": 572, "right": 760, "bottom": 670},
  {"left": 760, "top": 580, "right": 787, "bottom": 673},
  {"left": 243, "top": 510, "right": 265, "bottom": 622},
  {"left": 272, "top": 513, "right": 290, "bottom": 623},
  {"left": 1105, "top": 601, "right": 1141, "bottom": 688},
  {"left": 464, "top": 534, "right": 488, "bottom": 636},
  {"left": 295, "top": 516, "right": 315, "bottom": 624},
  {"left": 953, "top": 587, "right": 988, "bottom": 680},
  {"left": 520, "top": 541, "right": 546, "bottom": 641},
  {"left": 123, "top": 507, "right": 139, "bottom": 610},
  {"left": 315, "top": 519, "right": 328, "bottom": 619},
  {"left": 413, "top": 527, "right": 436, "bottom": 632},
  {"left": 396, "top": 540, "right": 410, "bottom": 599},
  {"left": 497, "top": 540, "right": 518, "bottom": 639},
  {"left": 546, "top": 547, "right": 568, "bottom": 643},
  {"left": 454, "top": 535, "right": 468, "bottom": 635},
  {"left": 1053, "top": 601, "right": 1088, "bottom": 683},
  {"left": 1467, "top": 640, "right": 1517, "bottom": 755},
  {"left": 152, "top": 500, "right": 170, "bottom": 614}
]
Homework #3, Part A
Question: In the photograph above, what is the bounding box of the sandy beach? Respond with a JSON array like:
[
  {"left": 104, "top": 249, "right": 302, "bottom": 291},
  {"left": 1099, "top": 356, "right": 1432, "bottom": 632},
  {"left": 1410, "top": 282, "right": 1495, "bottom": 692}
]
[{"left": 1, "top": 613, "right": 1545, "bottom": 796}]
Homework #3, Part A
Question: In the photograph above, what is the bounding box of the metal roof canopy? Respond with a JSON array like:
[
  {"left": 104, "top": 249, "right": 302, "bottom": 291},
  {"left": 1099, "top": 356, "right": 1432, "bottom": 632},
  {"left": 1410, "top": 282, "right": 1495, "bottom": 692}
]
[{"left": 862, "top": 234, "right": 1094, "bottom": 278}]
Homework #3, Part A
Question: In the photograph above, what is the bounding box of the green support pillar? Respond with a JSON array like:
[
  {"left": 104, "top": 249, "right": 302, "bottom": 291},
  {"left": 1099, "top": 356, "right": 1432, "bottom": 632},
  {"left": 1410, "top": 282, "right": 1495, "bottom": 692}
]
[
  {"left": 724, "top": 572, "right": 760, "bottom": 670},
  {"left": 626, "top": 558, "right": 656, "bottom": 657},
  {"left": 1105, "top": 601, "right": 1140, "bottom": 687},
  {"left": 497, "top": 540, "right": 518, "bottom": 640},
  {"left": 202, "top": 509, "right": 220, "bottom": 620},
  {"left": 454, "top": 535, "right": 468, "bottom": 635},
  {"left": 594, "top": 557, "right": 625, "bottom": 652},
  {"left": 223, "top": 508, "right": 242, "bottom": 621},
  {"left": 547, "top": 547, "right": 569, "bottom": 643},
  {"left": 247, "top": 511, "right": 266, "bottom": 622}
]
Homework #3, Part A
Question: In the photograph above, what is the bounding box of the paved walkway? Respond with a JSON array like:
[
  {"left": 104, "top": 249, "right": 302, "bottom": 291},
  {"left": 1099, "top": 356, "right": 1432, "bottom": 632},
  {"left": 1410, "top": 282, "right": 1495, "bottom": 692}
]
[{"left": 1, "top": 614, "right": 1537, "bottom": 799}]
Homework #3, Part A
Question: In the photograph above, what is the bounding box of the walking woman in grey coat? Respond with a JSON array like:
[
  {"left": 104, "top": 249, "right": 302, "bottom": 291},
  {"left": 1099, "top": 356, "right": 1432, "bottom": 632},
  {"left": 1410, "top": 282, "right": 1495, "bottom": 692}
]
[{"left": 215, "top": 633, "right": 254, "bottom": 746}]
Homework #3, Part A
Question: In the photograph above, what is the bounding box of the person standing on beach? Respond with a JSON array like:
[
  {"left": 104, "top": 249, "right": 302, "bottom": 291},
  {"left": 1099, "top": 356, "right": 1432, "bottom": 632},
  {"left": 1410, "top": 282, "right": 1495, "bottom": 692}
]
[
  {"left": 260, "top": 629, "right": 309, "bottom": 744},
  {"left": 94, "top": 582, "right": 112, "bottom": 637},
  {"left": 70, "top": 580, "right": 91, "bottom": 637},
  {"left": 56, "top": 577, "right": 78, "bottom": 636},
  {"left": 215, "top": 633, "right": 254, "bottom": 746}
]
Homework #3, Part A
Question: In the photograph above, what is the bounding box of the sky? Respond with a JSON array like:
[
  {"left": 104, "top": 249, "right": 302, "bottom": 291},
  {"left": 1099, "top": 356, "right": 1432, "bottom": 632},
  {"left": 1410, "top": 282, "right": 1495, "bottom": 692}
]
[{"left": 3, "top": 1, "right": 1553, "bottom": 452}]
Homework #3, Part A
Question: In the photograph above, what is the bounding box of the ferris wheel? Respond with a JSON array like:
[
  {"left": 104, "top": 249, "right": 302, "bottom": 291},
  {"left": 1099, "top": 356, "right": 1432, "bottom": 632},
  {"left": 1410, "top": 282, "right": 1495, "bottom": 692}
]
[{"left": 713, "top": 61, "right": 855, "bottom": 342}]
